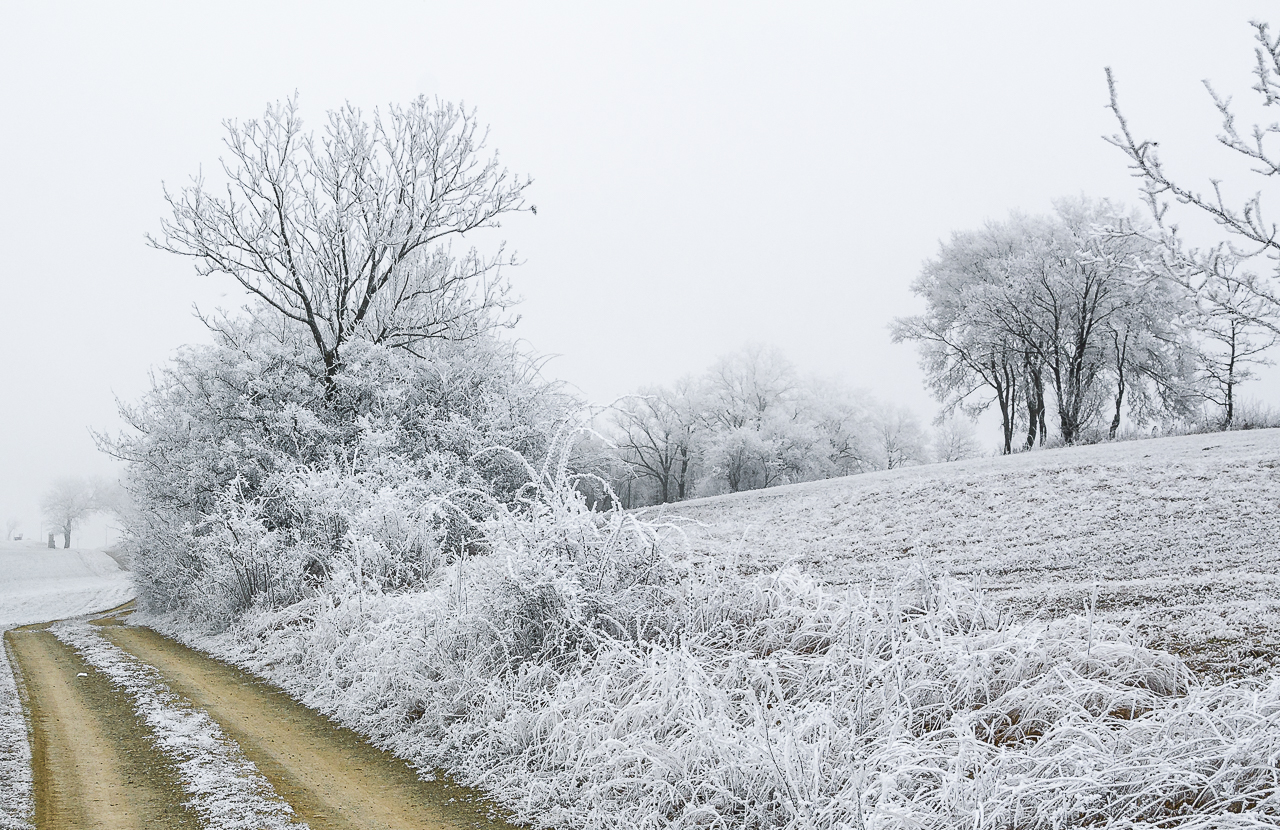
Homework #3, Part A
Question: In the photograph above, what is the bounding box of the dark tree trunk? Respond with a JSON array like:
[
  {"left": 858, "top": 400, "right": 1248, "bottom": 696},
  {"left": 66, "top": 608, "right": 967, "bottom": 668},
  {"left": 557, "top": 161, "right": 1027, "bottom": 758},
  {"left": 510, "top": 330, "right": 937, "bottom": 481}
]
[
  {"left": 1225, "top": 322, "right": 1238, "bottom": 428},
  {"left": 62, "top": 529, "right": 71, "bottom": 548},
  {"left": 991, "top": 356, "right": 1018, "bottom": 455},
  {"left": 676, "top": 445, "right": 690, "bottom": 500},
  {"left": 1109, "top": 384, "right": 1124, "bottom": 440},
  {"left": 999, "top": 396, "right": 1013, "bottom": 455},
  {"left": 1109, "top": 361, "right": 1125, "bottom": 440},
  {"left": 1024, "top": 363, "right": 1045, "bottom": 450}
]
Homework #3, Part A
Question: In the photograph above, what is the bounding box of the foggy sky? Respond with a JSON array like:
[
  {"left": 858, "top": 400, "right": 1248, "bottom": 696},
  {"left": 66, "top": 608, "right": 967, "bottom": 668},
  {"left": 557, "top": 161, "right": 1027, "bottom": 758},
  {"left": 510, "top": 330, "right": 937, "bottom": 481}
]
[{"left": 1, "top": 1, "right": 1276, "bottom": 538}]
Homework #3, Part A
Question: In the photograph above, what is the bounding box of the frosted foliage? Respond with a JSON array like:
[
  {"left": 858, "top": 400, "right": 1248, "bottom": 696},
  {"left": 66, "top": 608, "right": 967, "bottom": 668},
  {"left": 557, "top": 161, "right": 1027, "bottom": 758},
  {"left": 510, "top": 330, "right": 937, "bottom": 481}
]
[
  {"left": 51, "top": 621, "right": 305, "bottom": 830},
  {"left": 110, "top": 321, "right": 560, "bottom": 623},
  {"left": 141, "top": 447, "right": 1280, "bottom": 830},
  {"left": 0, "top": 638, "right": 33, "bottom": 830}
]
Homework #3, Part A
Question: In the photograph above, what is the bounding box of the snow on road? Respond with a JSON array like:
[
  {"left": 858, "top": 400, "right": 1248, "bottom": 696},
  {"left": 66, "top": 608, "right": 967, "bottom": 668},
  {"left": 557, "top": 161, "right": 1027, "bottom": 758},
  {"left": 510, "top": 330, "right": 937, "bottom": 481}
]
[
  {"left": 0, "top": 540, "right": 134, "bottom": 829},
  {"left": 52, "top": 620, "right": 307, "bottom": 830},
  {"left": 0, "top": 541, "right": 134, "bottom": 629},
  {"left": 0, "top": 639, "right": 31, "bottom": 830}
]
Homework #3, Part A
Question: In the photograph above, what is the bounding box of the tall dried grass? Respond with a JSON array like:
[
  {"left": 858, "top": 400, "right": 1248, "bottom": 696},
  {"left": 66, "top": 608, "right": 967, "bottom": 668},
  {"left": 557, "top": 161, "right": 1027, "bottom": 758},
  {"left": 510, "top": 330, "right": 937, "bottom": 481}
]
[{"left": 145, "top": 444, "right": 1280, "bottom": 829}]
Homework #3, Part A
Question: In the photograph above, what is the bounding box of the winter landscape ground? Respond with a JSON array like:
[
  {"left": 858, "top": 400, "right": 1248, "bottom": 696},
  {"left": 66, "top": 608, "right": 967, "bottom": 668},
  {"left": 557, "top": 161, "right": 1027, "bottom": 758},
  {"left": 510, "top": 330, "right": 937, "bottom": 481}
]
[
  {"left": 0, "top": 542, "right": 134, "bottom": 631},
  {"left": 659, "top": 427, "right": 1280, "bottom": 682},
  {"left": 4, "top": 430, "right": 1280, "bottom": 828}
]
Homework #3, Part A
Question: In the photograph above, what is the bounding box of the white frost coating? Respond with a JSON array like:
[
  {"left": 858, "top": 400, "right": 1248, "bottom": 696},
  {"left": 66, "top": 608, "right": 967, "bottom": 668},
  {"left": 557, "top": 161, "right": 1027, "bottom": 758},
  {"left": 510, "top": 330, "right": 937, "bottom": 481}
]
[
  {"left": 50, "top": 620, "right": 305, "bottom": 830},
  {"left": 0, "top": 632, "right": 33, "bottom": 830}
]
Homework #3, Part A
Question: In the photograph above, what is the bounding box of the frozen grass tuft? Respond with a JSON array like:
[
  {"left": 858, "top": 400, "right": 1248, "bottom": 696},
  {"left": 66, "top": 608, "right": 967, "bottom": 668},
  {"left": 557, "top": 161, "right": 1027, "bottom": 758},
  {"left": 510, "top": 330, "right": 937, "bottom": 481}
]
[
  {"left": 139, "top": 444, "right": 1280, "bottom": 829},
  {"left": 51, "top": 621, "right": 306, "bottom": 830},
  {"left": 0, "top": 633, "right": 33, "bottom": 830}
]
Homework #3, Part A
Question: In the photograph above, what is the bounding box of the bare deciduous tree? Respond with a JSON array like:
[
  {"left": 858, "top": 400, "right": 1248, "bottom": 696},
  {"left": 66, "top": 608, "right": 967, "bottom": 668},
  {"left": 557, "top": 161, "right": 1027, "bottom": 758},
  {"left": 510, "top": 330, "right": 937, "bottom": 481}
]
[
  {"left": 611, "top": 382, "right": 700, "bottom": 504},
  {"left": 1192, "top": 257, "right": 1279, "bottom": 425},
  {"left": 152, "top": 96, "right": 532, "bottom": 388},
  {"left": 41, "top": 477, "right": 105, "bottom": 549},
  {"left": 1106, "top": 21, "right": 1280, "bottom": 337}
]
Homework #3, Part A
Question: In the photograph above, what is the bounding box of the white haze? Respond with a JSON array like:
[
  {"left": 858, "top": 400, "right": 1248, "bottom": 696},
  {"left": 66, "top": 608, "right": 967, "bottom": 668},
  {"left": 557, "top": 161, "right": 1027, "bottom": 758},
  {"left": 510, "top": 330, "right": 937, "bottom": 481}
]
[{"left": 1, "top": 1, "right": 1277, "bottom": 532}]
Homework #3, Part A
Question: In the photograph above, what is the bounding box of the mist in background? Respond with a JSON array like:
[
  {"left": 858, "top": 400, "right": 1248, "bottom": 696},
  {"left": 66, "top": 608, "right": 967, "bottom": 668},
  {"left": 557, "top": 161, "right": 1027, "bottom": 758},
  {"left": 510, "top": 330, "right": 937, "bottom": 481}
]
[{"left": 1, "top": 1, "right": 1275, "bottom": 537}]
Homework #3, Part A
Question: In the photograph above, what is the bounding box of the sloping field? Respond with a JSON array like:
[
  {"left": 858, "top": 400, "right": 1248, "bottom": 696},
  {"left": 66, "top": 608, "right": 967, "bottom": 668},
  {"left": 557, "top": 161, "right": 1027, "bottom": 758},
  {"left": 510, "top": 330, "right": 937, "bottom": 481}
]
[
  {"left": 0, "top": 541, "right": 134, "bottom": 629},
  {"left": 657, "top": 428, "right": 1280, "bottom": 679}
]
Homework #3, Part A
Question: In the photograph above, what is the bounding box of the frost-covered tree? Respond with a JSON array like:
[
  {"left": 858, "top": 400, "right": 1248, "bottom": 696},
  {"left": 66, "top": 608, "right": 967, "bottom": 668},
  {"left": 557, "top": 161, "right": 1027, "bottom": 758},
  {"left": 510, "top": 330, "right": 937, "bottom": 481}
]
[
  {"left": 610, "top": 381, "right": 701, "bottom": 504},
  {"left": 1031, "top": 199, "right": 1185, "bottom": 444},
  {"left": 892, "top": 216, "right": 1044, "bottom": 455},
  {"left": 869, "top": 404, "right": 930, "bottom": 470},
  {"left": 151, "top": 96, "right": 530, "bottom": 389},
  {"left": 696, "top": 344, "right": 803, "bottom": 494},
  {"left": 1107, "top": 22, "right": 1280, "bottom": 337},
  {"left": 109, "top": 97, "right": 563, "bottom": 623},
  {"left": 897, "top": 200, "right": 1196, "bottom": 448},
  {"left": 103, "top": 316, "right": 565, "bottom": 618},
  {"left": 802, "top": 377, "right": 878, "bottom": 476},
  {"left": 932, "top": 417, "right": 982, "bottom": 463},
  {"left": 700, "top": 343, "right": 799, "bottom": 432},
  {"left": 1190, "top": 259, "right": 1279, "bottom": 426},
  {"left": 41, "top": 477, "right": 105, "bottom": 548},
  {"left": 4, "top": 518, "right": 19, "bottom": 541}
]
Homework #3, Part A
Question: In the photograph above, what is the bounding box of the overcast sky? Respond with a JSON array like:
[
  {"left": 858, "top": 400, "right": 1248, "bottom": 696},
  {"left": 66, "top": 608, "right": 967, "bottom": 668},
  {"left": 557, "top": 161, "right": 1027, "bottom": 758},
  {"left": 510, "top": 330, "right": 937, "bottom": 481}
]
[{"left": 2, "top": 2, "right": 1278, "bottom": 538}]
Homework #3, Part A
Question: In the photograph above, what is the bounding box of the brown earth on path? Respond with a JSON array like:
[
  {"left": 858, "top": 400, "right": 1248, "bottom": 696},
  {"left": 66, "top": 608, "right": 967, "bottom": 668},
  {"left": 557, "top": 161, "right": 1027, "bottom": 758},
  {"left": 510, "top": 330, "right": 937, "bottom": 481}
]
[
  {"left": 7, "top": 606, "right": 526, "bottom": 830},
  {"left": 5, "top": 624, "right": 200, "bottom": 830},
  {"left": 96, "top": 610, "right": 518, "bottom": 830}
]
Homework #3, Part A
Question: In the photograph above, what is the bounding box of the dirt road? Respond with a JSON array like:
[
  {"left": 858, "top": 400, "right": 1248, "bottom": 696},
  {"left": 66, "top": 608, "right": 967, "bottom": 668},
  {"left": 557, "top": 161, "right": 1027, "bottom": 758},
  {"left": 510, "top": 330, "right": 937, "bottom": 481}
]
[{"left": 6, "top": 607, "right": 520, "bottom": 830}]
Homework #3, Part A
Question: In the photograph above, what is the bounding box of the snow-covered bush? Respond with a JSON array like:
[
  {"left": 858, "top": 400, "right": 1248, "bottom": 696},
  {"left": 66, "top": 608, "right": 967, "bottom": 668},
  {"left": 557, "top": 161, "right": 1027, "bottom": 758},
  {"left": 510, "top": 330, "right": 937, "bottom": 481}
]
[
  {"left": 104, "top": 311, "right": 568, "bottom": 624},
  {"left": 143, "top": 453, "right": 1280, "bottom": 829}
]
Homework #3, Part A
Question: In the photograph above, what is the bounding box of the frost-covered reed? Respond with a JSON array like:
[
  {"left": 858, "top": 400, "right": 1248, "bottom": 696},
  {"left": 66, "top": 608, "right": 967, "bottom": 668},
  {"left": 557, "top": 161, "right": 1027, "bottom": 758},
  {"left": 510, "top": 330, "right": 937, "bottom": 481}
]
[
  {"left": 144, "top": 454, "right": 1280, "bottom": 829},
  {"left": 0, "top": 636, "right": 33, "bottom": 830}
]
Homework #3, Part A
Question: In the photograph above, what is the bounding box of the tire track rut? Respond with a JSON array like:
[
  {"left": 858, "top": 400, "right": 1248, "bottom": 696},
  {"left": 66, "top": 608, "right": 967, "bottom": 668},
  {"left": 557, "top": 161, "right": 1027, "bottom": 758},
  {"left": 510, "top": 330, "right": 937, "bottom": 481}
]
[{"left": 6, "top": 625, "right": 200, "bottom": 830}]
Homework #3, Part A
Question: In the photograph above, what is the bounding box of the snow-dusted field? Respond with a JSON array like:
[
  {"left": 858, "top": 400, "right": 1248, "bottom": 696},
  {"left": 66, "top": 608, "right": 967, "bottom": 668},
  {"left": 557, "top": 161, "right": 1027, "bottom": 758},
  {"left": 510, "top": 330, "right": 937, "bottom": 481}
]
[
  {"left": 0, "top": 541, "right": 134, "bottom": 629},
  {"left": 658, "top": 428, "right": 1280, "bottom": 679}
]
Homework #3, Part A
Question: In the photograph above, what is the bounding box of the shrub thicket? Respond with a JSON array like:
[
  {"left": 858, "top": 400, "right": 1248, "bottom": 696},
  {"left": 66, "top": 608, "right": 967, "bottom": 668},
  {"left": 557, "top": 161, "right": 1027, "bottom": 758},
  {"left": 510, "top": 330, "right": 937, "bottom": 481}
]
[{"left": 105, "top": 312, "right": 566, "bottom": 623}]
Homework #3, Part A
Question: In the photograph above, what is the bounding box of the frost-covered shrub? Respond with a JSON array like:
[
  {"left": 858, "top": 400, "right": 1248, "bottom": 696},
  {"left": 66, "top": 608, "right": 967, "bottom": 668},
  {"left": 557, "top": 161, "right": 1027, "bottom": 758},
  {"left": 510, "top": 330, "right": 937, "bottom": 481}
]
[
  {"left": 144, "top": 461, "right": 1280, "bottom": 830},
  {"left": 105, "top": 312, "right": 568, "bottom": 624}
]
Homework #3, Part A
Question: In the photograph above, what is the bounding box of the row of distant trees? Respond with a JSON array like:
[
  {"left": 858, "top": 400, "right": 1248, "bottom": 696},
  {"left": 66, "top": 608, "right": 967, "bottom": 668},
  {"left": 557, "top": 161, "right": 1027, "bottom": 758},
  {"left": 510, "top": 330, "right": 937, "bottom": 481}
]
[
  {"left": 592, "top": 344, "right": 980, "bottom": 508},
  {"left": 891, "top": 198, "right": 1277, "bottom": 454},
  {"left": 888, "top": 22, "right": 1280, "bottom": 454}
]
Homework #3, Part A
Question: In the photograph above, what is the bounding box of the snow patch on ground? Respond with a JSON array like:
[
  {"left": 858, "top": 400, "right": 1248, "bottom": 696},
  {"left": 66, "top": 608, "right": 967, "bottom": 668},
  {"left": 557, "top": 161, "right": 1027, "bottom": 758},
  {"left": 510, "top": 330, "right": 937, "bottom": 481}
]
[
  {"left": 0, "top": 638, "right": 33, "bottom": 830},
  {"left": 0, "top": 541, "right": 134, "bottom": 629},
  {"left": 51, "top": 620, "right": 306, "bottom": 830}
]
